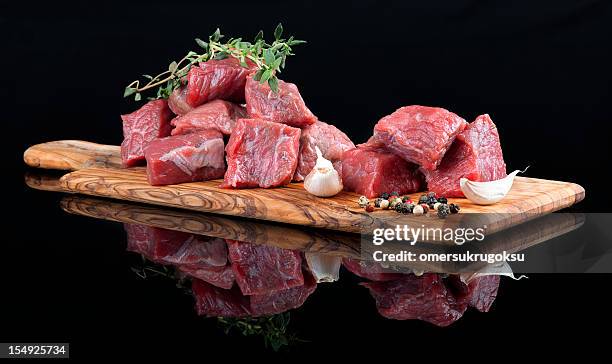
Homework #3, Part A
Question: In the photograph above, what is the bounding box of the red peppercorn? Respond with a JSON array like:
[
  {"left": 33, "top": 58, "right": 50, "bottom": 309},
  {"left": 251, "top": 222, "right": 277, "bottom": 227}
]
[
  {"left": 420, "top": 204, "right": 429, "bottom": 213},
  {"left": 365, "top": 205, "right": 375, "bottom": 212}
]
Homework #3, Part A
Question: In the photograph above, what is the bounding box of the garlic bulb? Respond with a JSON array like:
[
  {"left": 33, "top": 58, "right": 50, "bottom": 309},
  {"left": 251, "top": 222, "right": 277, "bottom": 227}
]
[
  {"left": 304, "top": 146, "right": 343, "bottom": 197},
  {"left": 305, "top": 253, "right": 342, "bottom": 283},
  {"left": 460, "top": 169, "right": 526, "bottom": 205}
]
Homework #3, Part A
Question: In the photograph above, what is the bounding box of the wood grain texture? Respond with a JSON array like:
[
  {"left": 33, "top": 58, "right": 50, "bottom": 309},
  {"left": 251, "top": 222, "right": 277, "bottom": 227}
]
[
  {"left": 58, "top": 166, "right": 584, "bottom": 235},
  {"left": 60, "top": 195, "right": 360, "bottom": 257},
  {"left": 24, "top": 140, "right": 122, "bottom": 170}
]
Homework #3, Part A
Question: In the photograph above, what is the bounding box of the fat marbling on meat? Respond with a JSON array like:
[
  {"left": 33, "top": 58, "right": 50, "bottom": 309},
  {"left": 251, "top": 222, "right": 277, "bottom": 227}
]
[
  {"left": 170, "top": 99, "right": 246, "bottom": 136},
  {"left": 144, "top": 130, "right": 225, "bottom": 186},
  {"left": 120, "top": 99, "right": 173, "bottom": 167},
  {"left": 422, "top": 114, "right": 507, "bottom": 197},
  {"left": 221, "top": 118, "right": 301, "bottom": 189},
  {"left": 367, "top": 105, "right": 468, "bottom": 170}
]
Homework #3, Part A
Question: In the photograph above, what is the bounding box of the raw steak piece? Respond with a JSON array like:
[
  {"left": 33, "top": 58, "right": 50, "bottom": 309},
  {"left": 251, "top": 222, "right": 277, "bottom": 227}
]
[
  {"left": 170, "top": 100, "right": 246, "bottom": 136},
  {"left": 293, "top": 120, "right": 355, "bottom": 181},
  {"left": 250, "top": 270, "right": 317, "bottom": 316},
  {"left": 362, "top": 274, "right": 469, "bottom": 326},
  {"left": 245, "top": 77, "right": 317, "bottom": 128},
  {"left": 341, "top": 145, "right": 424, "bottom": 198},
  {"left": 192, "top": 280, "right": 252, "bottom": 317},
  {"left": 226, "top": 240, "right": 304, "bottom": 296},
  {"left": 221, "top": 118, "right": 301, "bottom": 189},
  {"left": 466, "top": 275, "right": 500, "bottom": 312},
  {"left": 120, "top": 99, "right": 173, "bottom": 167},
  {"left": 144, "top": 130, "right": 225, "bottom": 186},
  {"left": 186, "top": 58, "right": 256, "bottom": 107},
  {"left": 179, "top": 263, "right": 235, "bottom": 290},
  {"left": 368, "top": 105, "right": 468, "bottom": 170},
  {"left": 342, "top": 258, "right": 405, "bottom": 281},
  {"left": 168, "top": 87, "right": 192, "bottom": 116},
  {"left": 422, "top": 114, "right": 507, "bottom": 197}
]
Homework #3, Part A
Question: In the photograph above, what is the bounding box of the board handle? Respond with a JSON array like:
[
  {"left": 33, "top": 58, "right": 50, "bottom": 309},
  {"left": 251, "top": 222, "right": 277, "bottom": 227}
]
[{"left": 24, "top": 140, "right": 122, "bottom": 171}]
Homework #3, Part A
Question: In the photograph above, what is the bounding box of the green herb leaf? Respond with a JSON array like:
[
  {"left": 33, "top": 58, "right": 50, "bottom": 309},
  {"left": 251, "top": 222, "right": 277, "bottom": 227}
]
[
  {"left": 260, "top": 69, "right": 273, "bottom": 84},
  {"left": 254, "top": 30, "right": 264, "bottom": 42},
  {"left": 195, "top": 38, "right": 208, "bottom": 50},
  {"left": 268, "top": 76, "right": 279, "bottom": 92},
  {"left": 263, "top": 49, "right": 275, "bottom": 65},
  {"left": 123, "top": 87, "right": 137, "bottom": 97},
  {"left": 168, "top": 61, "right": 178, "bottom": 72},
  {"left": 274, "top": 23, "right": 283, "bottom": 40},
  {"left": 253, "top": 69, "right": 264, "bottom": 81},
  {"left": 134, "top": 92, "right": 142, "bottom": 101}
]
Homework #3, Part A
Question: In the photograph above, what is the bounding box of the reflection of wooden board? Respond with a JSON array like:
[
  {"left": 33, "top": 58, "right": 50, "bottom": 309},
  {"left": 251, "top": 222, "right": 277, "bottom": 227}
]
[{"left": 24, "top": 140, "right": 586, "bottom": 234}]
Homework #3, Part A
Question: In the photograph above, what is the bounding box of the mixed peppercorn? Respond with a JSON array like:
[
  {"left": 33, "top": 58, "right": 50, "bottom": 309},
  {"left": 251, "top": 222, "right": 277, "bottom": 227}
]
[{"left": 357, "top": 192, "right": 460, "bottom": 219}]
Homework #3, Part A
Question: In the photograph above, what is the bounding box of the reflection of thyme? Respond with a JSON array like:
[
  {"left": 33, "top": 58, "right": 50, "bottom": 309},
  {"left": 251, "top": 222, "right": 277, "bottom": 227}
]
[
  {"left": 130, "top": 256, "right": 190, "bottom": 292},
  {"left": 217, "top": 313, "right": 304, "bottom": 351}
]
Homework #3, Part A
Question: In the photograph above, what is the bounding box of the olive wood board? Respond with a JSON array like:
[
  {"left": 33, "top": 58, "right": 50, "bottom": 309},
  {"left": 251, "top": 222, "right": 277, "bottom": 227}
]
[{"left": 24, "top": 140, "right": 586, "bottom": 235}]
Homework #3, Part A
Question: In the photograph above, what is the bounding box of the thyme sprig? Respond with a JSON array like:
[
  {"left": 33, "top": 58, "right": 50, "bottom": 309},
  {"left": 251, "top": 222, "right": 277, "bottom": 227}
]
[{"left": 124, "top": 23, "right": 305, "bottom": 101}]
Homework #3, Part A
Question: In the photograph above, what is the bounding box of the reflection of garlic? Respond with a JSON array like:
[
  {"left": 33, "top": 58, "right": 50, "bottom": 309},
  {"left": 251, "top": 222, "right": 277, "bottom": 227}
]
[
  {"left": 305, "top": 253, "right": 341, "bottom": 283},
  {"left": 460, "top": 169, "right": 526, "bottom": 205},
  {"left": 304, "top": 146, "right": 343, "bottom": 197}
]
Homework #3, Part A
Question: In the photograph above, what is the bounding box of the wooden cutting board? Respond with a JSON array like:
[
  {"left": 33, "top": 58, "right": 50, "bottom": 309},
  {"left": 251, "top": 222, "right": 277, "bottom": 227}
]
[{"left": 24, "top": 140, "right": 586, "bottom": 235}]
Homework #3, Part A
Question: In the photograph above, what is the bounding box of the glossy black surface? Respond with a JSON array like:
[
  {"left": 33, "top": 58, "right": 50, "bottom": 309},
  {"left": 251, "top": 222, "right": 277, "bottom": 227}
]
[{"left": 4, "top": 0, "right": 612, "bottom": 359}]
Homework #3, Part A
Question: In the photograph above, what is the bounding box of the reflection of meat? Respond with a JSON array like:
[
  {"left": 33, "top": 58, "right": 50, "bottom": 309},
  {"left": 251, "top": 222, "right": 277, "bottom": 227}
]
[
  {"left": 362, "top": 274, "right": 500, "bottom": 327},
  {"left": 367, "top": 105, "right": 467, "bottom": 170},
  {"left": 192, "top": 270, "right": 317, "bottom": 318},
  {"left": 342, "top": 258, "right": 405, "bottom": 281},
  {"left": 123, "top": 224, "right": 234, "bottom": 289},
  {"left": 120, "top": 99, "right": 173, "bottom": 167},
  {"left": 422, "top": 114, "right": 507, "bottom": 197},
  {"left": 293, "top": 120, "right": 355, "bottom": 181},
  {"left": 171, "top": 100, "right": 247, "bottom": 136},
  {"left": 245, "top": 77, "right": 317, "bottom": 128},
  {"left": 341, "top": 145, "right": 424, "bottom": 198},
  {"left": 227, "top": 240, "right": 304, "bottom": 295},
  {"left": 221, "top": 118, "right": 301, "bottom": 189}
]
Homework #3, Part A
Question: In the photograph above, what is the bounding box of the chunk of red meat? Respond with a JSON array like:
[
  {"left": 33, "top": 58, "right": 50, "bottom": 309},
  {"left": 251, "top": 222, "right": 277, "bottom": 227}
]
[
  {"left": 221, "top": 118, "right": 301, "bottom": 189},
  {"left": 144, "top": 130, "right": 225, "bottom": 186},
  {"left": 120, "top": 99, "right": 173, "bottom": 167},
  {"left": 226, "top": 240, "right": 304, "bottom": 296},
  {"left": 466, "top": 275, "right": 500, "bottom": 312},
  {"left": 342, "top": 258, "right": 406, "bottom": 281},
  {"left": 170, "top": 100, "right": 246, "bottom": 136},
  {"left": 293, "top": 120, "right": 355, "bottom": 181},
  {"left": 192, "top": 279, "right": 252, "bottom": 317},
  {"left": 250, "top": 270, "right": 317, "bottom": 316},
  {"left": 422, "top": 114, "right": 507, "bottom": 197},
  {"left": 245, "top": 77, "right": 316, "bottom": 128},
  {"left": 179, "top": 263, "right": 235, "bottom": 290},
  {"left": 361, "top": 274, "right": 470, "bottom": 326},
  {"left": 368, "top": 105, "right": 468, "bottom": 170},
  {"left": 168, "top": 87, "right": 192, "bottom": 116},
  {"left": 341, "top": 145, "right": 424, "bottom": 198},
  {"left": 186, "top": 58, "right": 256, "bottom": 107}
]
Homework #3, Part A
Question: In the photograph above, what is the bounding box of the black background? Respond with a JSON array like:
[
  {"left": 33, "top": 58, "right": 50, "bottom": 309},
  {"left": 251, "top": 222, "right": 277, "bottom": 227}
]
[{"left": 2, "top": 0, "right": 612, "bottom": 360}]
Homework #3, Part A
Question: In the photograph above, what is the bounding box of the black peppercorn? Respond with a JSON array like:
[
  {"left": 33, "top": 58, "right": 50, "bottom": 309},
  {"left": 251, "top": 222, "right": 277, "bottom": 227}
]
[
  {"left": 421, "top": 204, "right": 429, "bottom": 213},
  {"left": 438, "top": 197, "right": 448, "bottom": 204},
  {"left": 405, "top": 203, "right": 415, "bottom": 213},
  {"left": 394, "top": 202, "right": 404, "bottom": 213},
  {"left": 391, "top": 191, "right": 399, "bottom": 196},
  {"left": 381, "top": 192, "right": 390, "bottom": 200},
  {"left": 437, "top": 204, "right": 451, "bottom": 218},
  {"left": 449, "top": 203, "right": 460, "bottom": 213},
  {"left": 427, "top": 192, "right": 436, "bottom": 198},
  {"left": 418, "top": 194, "right": 428, "bottom": 204},
  {"left": 374, "top": 198, "right": 383, "bottom": 208}
]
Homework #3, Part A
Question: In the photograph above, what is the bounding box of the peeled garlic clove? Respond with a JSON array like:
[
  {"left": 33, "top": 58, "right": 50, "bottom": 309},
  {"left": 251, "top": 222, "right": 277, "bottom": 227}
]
[
  {"left": 305, "top": 253, "right": 341, "bottom": 283},
  {"left": 460, "top": 169, "right": 524, "bottom": 205},
  {"left": 304, "top": 146, "right": 343, "bottom": 197}
]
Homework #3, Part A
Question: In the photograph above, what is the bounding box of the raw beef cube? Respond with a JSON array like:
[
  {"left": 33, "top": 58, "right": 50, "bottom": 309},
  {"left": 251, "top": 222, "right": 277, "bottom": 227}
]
[
  {"left": 226, "top": 240, "right": 304, "bottom": 296},
  {"left": 293, "top": 120, "right": 355, "bottom": 181},
  {"left": 171, "top": 100, "right": 246, "bottom": 136},
  {"left": 368, "top": 105, "right": 468, "bottom": 170},
  {"left": 168, "top": 87, "right": 192, "bottom": 116},
  {"left": 144, "top": 130, "right": 225, "bottom": 186},
  {"left": 342, "top": 258, "right": 405, "bottom": 281},
  {"left": 120, "top": 99, "right": 173, "bottom": 167},
  {"left": 245, "top": 77, "right": 317, "bottom": 128},
  {"left": 422, "top": 114, "right": 507, "bottom": 197},
  {"left": 160, "top": 236, "right": 228, "bottom": 266},
  {"left": 466, "top": 275, "right": 500, "bottom": 312},
  {"left": 186, "top": 58, "right": 256, "bottom": 107},
  {"left": 124, "top": 224, "right": 188, "bottom": 262},
  {"left": 192, "top": 280, "right": 252, "bottom": 317},
  {"left": 221, "top": 118, "right": 301, "bottom": 189},
  {"left": 341, "top": 145, "right": 424, "bottom": 198},
  {"left": 250, "top": 270, "right": 317, "bottom": 316}
]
